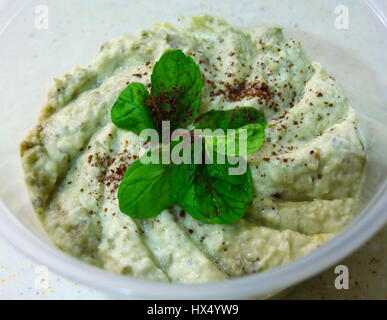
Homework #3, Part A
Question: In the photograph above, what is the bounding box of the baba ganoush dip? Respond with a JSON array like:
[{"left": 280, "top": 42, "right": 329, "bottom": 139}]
[{"left": 20, "top": 15, "right": 366, "bottom": 283}]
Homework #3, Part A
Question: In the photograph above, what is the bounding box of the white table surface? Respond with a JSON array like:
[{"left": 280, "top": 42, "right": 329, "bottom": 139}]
[{"left": 0, "top": 238, "right": 108, "bottom": 300}]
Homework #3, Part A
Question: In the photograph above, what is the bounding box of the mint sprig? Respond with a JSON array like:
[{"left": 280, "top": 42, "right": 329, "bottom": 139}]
[
  {"left": 118, "top": 157, "right": 196, "bottom": 219},
  {"left": 111, "top": 50, "right": 267, "bottom": 224},
  {"left": 150, "top": 50, "right": 202, "bottom": 131},
  {"left": 202, "top": 122, "right": 267, "bottom": 158},
  {"left": 111, "top": 82, "right": 154, "bottom": 134},
  {"left": 196, "top": 108, "right": 267, "bottom": 157},
  {"left": 194, "top": 107, "right": 265, "bottom": 130},
  {"left": 178, "top": 154, "right": 254, "bottom": 224}
]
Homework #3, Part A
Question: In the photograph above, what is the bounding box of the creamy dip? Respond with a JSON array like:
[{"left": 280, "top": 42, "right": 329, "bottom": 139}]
[{"left": 20, "top": 15, "right": 366, "bottom": 283}]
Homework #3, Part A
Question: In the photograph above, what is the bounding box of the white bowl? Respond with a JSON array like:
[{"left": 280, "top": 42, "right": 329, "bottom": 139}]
[{"left": 0, "top": 0, "right": 386, "bottom": 299}]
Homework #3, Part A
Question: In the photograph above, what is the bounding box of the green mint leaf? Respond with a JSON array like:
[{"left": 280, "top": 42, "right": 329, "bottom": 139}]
[
  {"left": 194, "top": 107, "right": 265, "bottom": 130},
  {"left": 150, "top": 50, "right": 202, "bottom": 131},
  {"left": 178, "top": 156, "right": 254, "bottom": 224},
  {"left": 111, "top": 82, "right": 155, "bottom": 134},
  {"left": 118, "top": 157, "right": 196, "bottom": 219},
  {"left": 241, "top": 122, "right": 267, "bottom": 154},
  {"left": 203, "top": 122, "right": 267, "bottom": 157}
]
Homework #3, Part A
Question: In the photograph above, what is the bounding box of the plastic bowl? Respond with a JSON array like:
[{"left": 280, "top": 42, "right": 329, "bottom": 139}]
[{"left": 0, "top": 0, "right": 386, "bottom": 299}]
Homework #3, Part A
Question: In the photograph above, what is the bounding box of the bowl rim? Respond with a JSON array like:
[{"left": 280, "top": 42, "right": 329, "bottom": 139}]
[{"left": 0, "top": 0, "right": 387, "bottom": 299}]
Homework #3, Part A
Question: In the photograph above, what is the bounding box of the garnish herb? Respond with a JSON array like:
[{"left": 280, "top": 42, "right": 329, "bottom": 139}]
[
  {"left": 111, "top": 49, "right": 267, "bottom": 224},
  {"left": 194, "top": 107, "right": 265, "bottom": 130},
  {"left": 118, "top": 158, "right": 196, "bottom": 219},
  {"left": 178, "top": 155, "right": 254, "bottom": 224},
  {"left": 111, "top": 82, "right": 154, "bottom": 134},
  {"left": 150, "top": 50, "right": 203, "bottom": 131}
]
